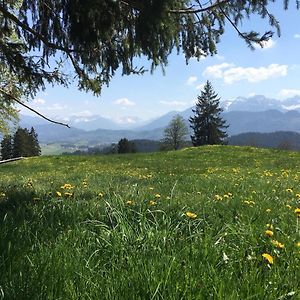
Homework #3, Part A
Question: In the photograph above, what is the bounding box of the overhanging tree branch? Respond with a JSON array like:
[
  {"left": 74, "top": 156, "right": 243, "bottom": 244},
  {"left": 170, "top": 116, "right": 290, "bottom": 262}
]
[
  {"left": 0, "top": 3, "right": 75, "bottom": 54},
  {"left": 0, "top": 88, "right": 70, "bottom": 128}
]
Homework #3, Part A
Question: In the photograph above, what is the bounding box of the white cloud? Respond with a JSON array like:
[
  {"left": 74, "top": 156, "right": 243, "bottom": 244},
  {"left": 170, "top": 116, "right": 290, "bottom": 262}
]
[
  {"left": 294, "top": 33, "right": 300, "bottom": 39},
  {"left": 203, "top": 63, "right": 288, "bottom": 84},
  {"left": 114, "top": 98, "right": 135, "bottom": 106},
  {"left": 186, "top": 76, "right": 197, "bottom": 86},
  {"left": 254, "top": 39, "right": 276, "bottom": 50},
  {"left": 32, "top": 98, "right": 46, "bottom": 105},
  {"left": 278, "top": 89, "right": 300, "bottom": 99},
  {"left": 202, "top": 63, "right": 234, "bottom": 79},
  {"left": 160, "top": 100, "right": 187, "bottom": 106}
]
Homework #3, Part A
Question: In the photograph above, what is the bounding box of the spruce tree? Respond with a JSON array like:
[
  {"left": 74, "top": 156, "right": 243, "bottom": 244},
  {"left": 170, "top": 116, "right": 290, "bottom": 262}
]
[
  {"left": 1, "top": 134, "right": 13, "bottom": 160},
  {"left": 189, "top": 81, "right": 228, "bottom": 146},
  {"left": 12, "top": 127, "right": 30, "bottom": 157},
  {"left": 29, "top": 127, "right": 41, "bottom": 156}
]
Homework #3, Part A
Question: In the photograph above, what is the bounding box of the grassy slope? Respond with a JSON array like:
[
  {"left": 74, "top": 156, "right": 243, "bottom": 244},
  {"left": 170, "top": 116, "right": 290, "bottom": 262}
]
[{"left": 0, "top": 146, "right": 299, "bottom": 299}]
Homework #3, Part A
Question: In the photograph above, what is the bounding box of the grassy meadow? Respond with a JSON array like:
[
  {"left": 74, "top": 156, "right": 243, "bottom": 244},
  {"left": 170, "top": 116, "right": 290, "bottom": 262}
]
[{"left": 0, "top": 145, "right": 299, "bottom": 299}]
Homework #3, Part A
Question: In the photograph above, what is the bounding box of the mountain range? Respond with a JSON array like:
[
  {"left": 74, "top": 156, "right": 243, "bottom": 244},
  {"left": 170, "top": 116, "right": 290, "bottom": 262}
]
[{"left": 18, "top": 95, "right": 300, "bottom": 145}]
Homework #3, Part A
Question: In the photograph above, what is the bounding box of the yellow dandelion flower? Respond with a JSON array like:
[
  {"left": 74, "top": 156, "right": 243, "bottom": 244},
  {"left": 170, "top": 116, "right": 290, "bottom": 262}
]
[
  {"left": 214, "top": 194, "right": 223, "bottom": 201},
  {"left": 149, "top": 200, "right": 157, "bottom": 206},
  {"left": 265, "top": 230, "right": 274, "bottom": 237},
  {"left": 271, "top": 239, "right": 285, "bottom": 249},
  {"left": 154, "top": 194, "right": 161, "bottom": 199},
  {"left": 286, "top": 188, "right": 293, "bottom": 193},
  {"left": 266, "top": 223, "right": 273, "bottom": 230},
  {"left": 296, "top": 193, "right": 300, "bottom": 198},
  {"left": 56, "top": 191, "right": 62, "bottom": 197},
  {"left": 98, "top": 192, "right": 104, "bottom": 198},
  {"left": 126, "top": 200, "right": 134, "bottom": 205},
  {"left": 149, "top": 187, "right": 154, "bottom": 190},
  {"left": 0, "top": 192, "right": 5, "bottom": 197},
  {"left": 185, "top": 211, "right": 197, "bottom": 219},
  {"left": 227, "top": 192, "right": 233, "bottom": 197},
  {"left": 266, "top": 208, "right": 271, "bottom": 213},
  {"left": 296, "top": 242, "right": 300, "bottom": 247},
  {"left": 262, "top": 253, "right": 274, "bottom": 264},
  {"left": 60, "top": 183, "right": 74, "bottom": 190},
  {"left": 295, "top": 208, "right": 300, "bottom": 216},
  {"left": 64, "top": 192, "right": 73, "bottom": 198},
  {"left": 286, "top": 204, "right": 292, "bottom": 209}
]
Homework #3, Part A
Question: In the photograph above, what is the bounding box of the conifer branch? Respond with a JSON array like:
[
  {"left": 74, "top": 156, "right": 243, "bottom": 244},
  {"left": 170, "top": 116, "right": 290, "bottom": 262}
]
[
  {"left": 0, "top": 88, "right": 70, "bottom": 128},
  {"left": 0, "top": 3, "right": 75, "bottom": 54}
]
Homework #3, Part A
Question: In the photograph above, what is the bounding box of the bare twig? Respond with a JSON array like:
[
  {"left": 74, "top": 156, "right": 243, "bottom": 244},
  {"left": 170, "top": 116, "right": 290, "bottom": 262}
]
[
  {"left": 168, "top": 0, "right": 229, "bottom": 14},
  {"left": 0, "top": 88, "right": 70, "bottom": 128}
]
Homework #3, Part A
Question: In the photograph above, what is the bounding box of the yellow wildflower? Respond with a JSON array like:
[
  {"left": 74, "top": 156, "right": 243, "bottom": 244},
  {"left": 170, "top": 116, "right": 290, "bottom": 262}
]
[
  {"left": 296, "top": 242, "right": 300, "bottom": 247},
  {"left": 286, "top": 188, "right": 293, "bottom": 193},
  {"left": 295, "top": 208, "right": 300, "bottom": 217},
  {"left": 227, "top": 192, "right": 233, "bottom": 197},
  {"left": 56, "top": 191, "right": 62, "bottom": 197},
  {"left": 0, "top": 192, "right": 5, "bottom": 197},
  {"left": 149, "top": 200, "right": 157, "bottom": 206},
  {"left": 214, "top": 194, "right": 223, "bottom": 201},
  {"left": 98, "top": 192, "right": 104, "bottom": 198},
  {"left": 126, "top": 200, "right": 134, "bottom": 205},
  {"left": 154, "top": 194, "right": 161, "bottom": 199},
  {"left": 262, "top": 253, "right": 274, "bottom": 264},
  {"left": 60, "top": 183, "right": 74, "bottom": 190},
  {"left": 296, "top": 193, "right": 300, "bottom": 198},
  {"left": 271, "top": 240, "right": 284, "bottom": 249},
  {"left": 64, "top": 192, "right": 73, "bottom": 198},
  {"left": 266, "top": 208, "right": 271, "bottom": 213},
  {"left": 286, "top": 204, "right": 292, "bottom": 209},
  {"left": 265, "top": 230, "right": 274, "bottom": 237},
  {"left": 185, "top": 211, "right": 197, "bottom": 219},
  {"left": 266, "top": 223, "right": 273, "bottom": 230}
]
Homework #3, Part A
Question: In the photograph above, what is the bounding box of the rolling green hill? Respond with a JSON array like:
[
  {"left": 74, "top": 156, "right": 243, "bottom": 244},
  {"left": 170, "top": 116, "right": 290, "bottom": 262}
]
[{"left": 0, "top": 146, "right": 299, "bottom": 299}]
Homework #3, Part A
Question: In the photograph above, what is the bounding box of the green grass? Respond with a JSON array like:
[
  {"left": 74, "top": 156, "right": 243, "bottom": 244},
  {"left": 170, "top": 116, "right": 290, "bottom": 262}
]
[{"left": 0, "top": 146, "right": 299, "bottom": 299}]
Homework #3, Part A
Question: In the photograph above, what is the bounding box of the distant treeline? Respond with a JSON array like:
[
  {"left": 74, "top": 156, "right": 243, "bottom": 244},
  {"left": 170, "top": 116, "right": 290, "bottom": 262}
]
[
  {"left": 229, "top": 131, "right": 300, "bottom": 150},
  {"left": 63, "top": 131, "right": 300, "bottom": 155}
]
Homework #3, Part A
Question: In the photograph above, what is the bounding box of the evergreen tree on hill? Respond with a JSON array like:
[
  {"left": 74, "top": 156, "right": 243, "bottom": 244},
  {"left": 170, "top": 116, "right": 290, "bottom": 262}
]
[
  {"left": 189, "top": 81, "right": 228, "bottom": 146},
  {"left": 29, "top": 127, "right": 41, "bottom": 156},
  {"left": 12, "top": 128, "right": 30, "bottom": 157},
  {"left": 0, "top": 134, "right": 13, "bottom": 160}
]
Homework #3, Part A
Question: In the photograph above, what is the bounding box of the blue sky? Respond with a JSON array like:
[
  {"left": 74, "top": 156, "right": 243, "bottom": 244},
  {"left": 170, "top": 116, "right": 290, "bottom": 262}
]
[{"left": 19, "top": 4, "right": 300, "bottom": 125}]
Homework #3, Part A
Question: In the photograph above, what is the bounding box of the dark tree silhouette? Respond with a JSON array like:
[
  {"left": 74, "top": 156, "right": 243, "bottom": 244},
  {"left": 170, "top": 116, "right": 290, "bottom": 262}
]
[{"left": 189, "top": 81, "right": 228, "bottom": 146}]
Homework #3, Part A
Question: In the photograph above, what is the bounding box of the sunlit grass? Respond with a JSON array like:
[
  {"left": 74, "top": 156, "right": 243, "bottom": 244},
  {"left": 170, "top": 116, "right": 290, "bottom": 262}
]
[{"left": 0, "top": 146, "right": 299, "bottom": 299}]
